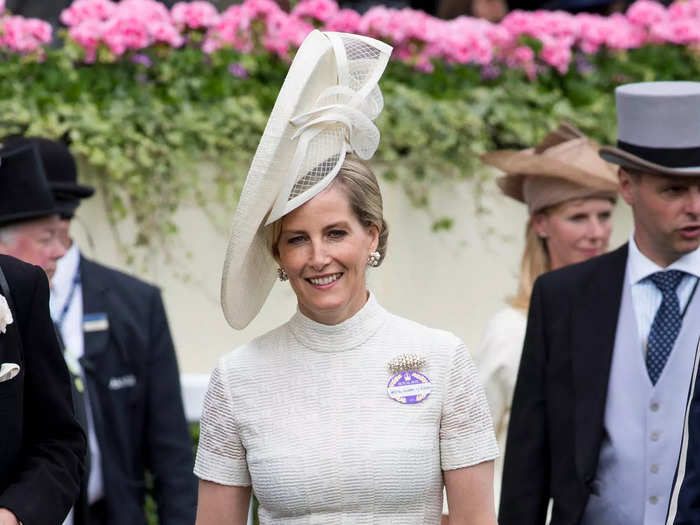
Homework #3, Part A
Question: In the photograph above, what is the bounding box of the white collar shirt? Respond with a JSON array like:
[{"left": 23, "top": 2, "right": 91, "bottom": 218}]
[
  {"left": 627, "top": 233, "right": 700, "bottom": 347},
  {"left": 50, "top": 242, "right": 105, "bottom": 520}
]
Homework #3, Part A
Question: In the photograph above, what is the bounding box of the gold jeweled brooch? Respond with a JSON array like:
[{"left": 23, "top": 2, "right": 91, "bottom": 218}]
[
  {"left": 387, "top": 353, "right": 427, "bottom": 375},
  {"left": 386, "top": 353, "right": 431, "bottom": 405}
]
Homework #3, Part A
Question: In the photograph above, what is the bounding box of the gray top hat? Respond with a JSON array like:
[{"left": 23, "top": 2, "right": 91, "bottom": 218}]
[{"left": 599, "top": 81, "right": 700, "bottom": 176}]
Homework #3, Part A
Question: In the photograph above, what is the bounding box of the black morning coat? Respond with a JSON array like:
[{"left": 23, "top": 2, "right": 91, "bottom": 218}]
[
  {"left": 499, "top": 244, "right": 630, "bottom": 525},
  {"left": 0, "top": 255, "right": 87, "bottom": 525},
  {"left": 74, "top": 255, "right": 197, "bottom": 525},
  {"left": 669, "top": 338, "right": 700, "bottom": 525}
]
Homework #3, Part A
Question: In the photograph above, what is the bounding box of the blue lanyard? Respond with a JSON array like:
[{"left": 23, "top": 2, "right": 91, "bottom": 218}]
[{"left": 57, "top": 272, "right": 81, "bottom": 328}]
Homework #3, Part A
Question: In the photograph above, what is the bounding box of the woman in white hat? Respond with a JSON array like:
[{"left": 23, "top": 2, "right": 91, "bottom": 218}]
[
  {"left": 477, "top": 123, "right": 619, "bottom": 505},
  {"left": 193, "top": 31, "right": 499, "bottom": 524}
]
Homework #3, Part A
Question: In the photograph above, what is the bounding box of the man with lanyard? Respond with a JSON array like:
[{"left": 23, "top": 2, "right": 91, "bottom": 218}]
[
  {"left": 11, "top": 136, "right": 197, "bottom": 525},
  {"left": 500, "top": 81, "right": 700, "bottom": 525}
]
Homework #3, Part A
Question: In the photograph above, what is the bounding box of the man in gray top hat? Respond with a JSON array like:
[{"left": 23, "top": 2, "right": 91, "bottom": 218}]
[{"left": 500, "top": 81, "right": 700, "bottom": 525}]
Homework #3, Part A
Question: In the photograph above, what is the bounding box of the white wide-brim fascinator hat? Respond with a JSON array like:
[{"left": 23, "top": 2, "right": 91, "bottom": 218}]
[
  {"left": 221, "top": 30, "right": 392, "bottom": 329},
  {"left": 599, "top": 81, "right": 700, "bottom": 176}
]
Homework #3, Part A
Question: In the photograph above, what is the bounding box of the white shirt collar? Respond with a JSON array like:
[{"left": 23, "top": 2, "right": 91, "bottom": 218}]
[
  {"left": 628, "top": 232, "right": 700, "bottom": 284},
  {"left": 52, "top": 242, "right": 81, "bottom": 298}
]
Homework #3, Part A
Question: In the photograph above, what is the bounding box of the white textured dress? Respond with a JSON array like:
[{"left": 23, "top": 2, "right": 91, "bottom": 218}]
[
  {"left": 195, "top": 294, "right": 498, "bottom": 524},
  {"left": 476, "top": 306, "right": 528, "bottom": 507}
]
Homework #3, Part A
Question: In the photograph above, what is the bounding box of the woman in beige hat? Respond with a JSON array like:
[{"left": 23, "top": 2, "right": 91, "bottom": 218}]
[
  {"left": 477, "top": 123, "right": 619, "bottom": 507},
  {"left": 194, "top": 30, "right": 499, "bottom": 525}
]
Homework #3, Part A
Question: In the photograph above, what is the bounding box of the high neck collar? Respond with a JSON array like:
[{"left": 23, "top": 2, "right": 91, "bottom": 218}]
[{"left": 287, "top": 292, "right": 387, "bottom": 352}]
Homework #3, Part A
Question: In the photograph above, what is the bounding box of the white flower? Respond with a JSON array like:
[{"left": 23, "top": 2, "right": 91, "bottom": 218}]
[{"left": 0, "top": 295, "right": 13, "bottom": 334}]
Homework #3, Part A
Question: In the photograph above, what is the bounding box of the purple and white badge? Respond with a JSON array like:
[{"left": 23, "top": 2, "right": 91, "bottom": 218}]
[{"left": 387, "top": 371, "right": 432, "bottom": 404}]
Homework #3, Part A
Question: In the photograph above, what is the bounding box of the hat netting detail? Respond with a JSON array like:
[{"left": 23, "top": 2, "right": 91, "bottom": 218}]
[{"left": 265, "top": 32, "right": 391, "bottom": 225}]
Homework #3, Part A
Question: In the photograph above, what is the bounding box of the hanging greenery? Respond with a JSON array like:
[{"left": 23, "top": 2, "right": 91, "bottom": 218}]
[{"left": 1, "top": 0, "right": 699, "bottom": 261}]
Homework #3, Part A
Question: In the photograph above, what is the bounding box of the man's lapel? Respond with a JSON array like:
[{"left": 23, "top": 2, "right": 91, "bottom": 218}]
[
  {"left": 79, "top": 256, "right": 110, "bottom": 362},
  {"left": 571, "top": 243, "right": 628, "bottom": 483}
]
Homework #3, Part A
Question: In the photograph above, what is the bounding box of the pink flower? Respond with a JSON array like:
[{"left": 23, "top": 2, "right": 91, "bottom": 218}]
[
  {"left": 651, "top": 18, "right": 700, "bottom": 44},
  {"left": 540, "top": 36, "right": 571, "bottom": 73},
  {"left": 359, "top": 6, "right": 399, "bottom": 41},
  {"left": 512, "top": 44, "right": 535, "bottom": 63},
  {"left": 501, "top": 10, "right": 536, "bottom": 37},
  {"left": 577, "top": 13, "right": 607, "bottom": 53},
  {"left": 60, "top": 0, "right": 117, "bottom": 27},
  {"left": 668, "top": 0, "right": 700, "bottom": 21},
  {"left": 323, "top": 8, "right": 361, "bottom": 32},
  {"left": 0, "top": 15, "right": 51, "bottom": 54},
  {"left": 0, "top": 0, "right": 5, "bottom": 15},
  {"left": 605, "top": 14, "right": 645, "bottom": 48},
  {"left": 149, "top": 20, "right": 184, "bottom": 46},
  {"left": 486, "top": 23, "right": 513, "bottom": 49},
  {"left": 438, "top": 17, "right": 493, "bottom": 65},
  {"left": 291, "top": 0, "right": 340, "bottom": 25},
  {"left": 203, "top": 0, "right": 278, "bottom": 53},
  {"left": 171, "top": 1, "right": 220, "bottom": 30},
  {"left": 68, "top": 18, "right": 104, "bottom": 59},
  {"left": 626, "top": 0, "right": 668, "bottom": 27},
  {"left": 101, "top": 13, "right": 151, "bottom": 55},
  {"left": 264, "top": 11, "right": 312, "bottom": 58},
  {"left": 119, "top": 0, "right": 172, "bottom": 23},
  {"left": 240, "top": 0, "right": 283, "bottom": 23},
  {"left": 22, "top": 18, "right": 52, "bottom": 44}
]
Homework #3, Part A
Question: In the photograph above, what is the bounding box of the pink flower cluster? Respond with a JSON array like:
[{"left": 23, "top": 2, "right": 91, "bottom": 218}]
[
  {"left": 0, "top": 14, "right": 52, "bottom": 55},
  {"left": 171, "top": 1, "right": 219, "bottom": 30},
  {"left": 3, "top": 0, "right": 700, "bottom": 73},
  {"left": 61, "top": 0, "right": 191, "bottom": 61},
  {"left": 202, "top": 0, "right": 700, "bottom": 71}
]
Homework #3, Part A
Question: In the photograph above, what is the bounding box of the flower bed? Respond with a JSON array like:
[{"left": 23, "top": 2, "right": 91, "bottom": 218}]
[
  {"left": 0, "top": 0, "right": 699, "bottom": 257},
  {"left": 4, "top": 0, "right": 700, "bottom": 73}
]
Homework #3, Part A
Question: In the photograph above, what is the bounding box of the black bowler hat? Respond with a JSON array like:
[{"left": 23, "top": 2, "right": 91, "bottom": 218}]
[
  {"left": 3, "top": 136, "right": 95, "bottom": 219},
  {"left": 599, "top": 82, "right": 700, "bottom": 176},
  {"left": 0, "top": 142, "right": 58, "bottom": 226}
]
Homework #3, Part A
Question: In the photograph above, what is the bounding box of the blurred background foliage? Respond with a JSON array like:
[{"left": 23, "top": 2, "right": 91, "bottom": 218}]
[{"left": 1, "top": 42, "right": 699, "bottom": 260}]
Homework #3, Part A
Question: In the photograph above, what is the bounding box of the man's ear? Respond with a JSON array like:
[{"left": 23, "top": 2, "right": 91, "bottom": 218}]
[{"left": 618, "top": 167, "right": 637, "bottom": 207}]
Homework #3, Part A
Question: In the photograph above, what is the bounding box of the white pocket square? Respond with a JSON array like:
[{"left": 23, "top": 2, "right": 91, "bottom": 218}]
[{"left": 0, "top": 362, "right": 19, "bottom": 383}]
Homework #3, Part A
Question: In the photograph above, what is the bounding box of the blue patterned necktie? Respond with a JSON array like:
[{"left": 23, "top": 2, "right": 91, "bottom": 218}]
[{"left": 646, "top": 270, "right": 686, "bottom": 385}]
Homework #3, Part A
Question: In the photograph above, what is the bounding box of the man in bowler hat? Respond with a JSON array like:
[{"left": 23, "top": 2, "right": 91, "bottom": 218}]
[
  {"left": 500, "top": 81, "right": 700, "bottom": 524},
  {"left": 7, "top": 136, "right": 197, "bottom": 525},
  {"left": 0, "top": 141, "right": 86, "bottom": 525}
]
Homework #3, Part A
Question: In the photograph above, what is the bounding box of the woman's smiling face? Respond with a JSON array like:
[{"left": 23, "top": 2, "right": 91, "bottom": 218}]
[{"left": 276, "top": 183, "right": 379, "bottom": 325}]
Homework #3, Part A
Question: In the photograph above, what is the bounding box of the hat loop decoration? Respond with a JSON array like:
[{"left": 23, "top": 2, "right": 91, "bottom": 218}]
[
  {"left": 220, "top": 31, "right": 392, "bottom": 330},
  {"left": 265, "top": 32, "right": 387, "bottom": 225}
]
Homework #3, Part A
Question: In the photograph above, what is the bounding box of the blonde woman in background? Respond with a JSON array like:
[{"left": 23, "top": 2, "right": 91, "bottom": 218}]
[{"left": 477, "top": 123, "right": 619, "bottom": 506}]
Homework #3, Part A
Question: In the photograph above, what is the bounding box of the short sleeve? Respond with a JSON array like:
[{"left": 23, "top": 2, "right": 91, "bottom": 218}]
[
  {"left": 440, "top": 344, "right": 499, "bottom": 471},
  {"left": 194, "top": 366, "right": 251, "bottom": 486}
]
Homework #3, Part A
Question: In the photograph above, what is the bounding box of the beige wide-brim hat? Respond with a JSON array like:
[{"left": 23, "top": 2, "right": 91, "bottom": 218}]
[
  {"left": 482, "top": 123, "right": 619, "bottom": 210},
  {"left": 220, "top": 31, "right": 392, "bottom": 329}
]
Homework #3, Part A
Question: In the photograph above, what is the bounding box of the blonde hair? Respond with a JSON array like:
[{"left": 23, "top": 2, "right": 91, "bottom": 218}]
[
  {"left": 267, "top": 155, "right": 389, "bottom": 263},
  {"left": 508, "top": 195, "right": 616, "bottom": 310},
  {"left": 508, "top": 219, "right": 551, "bottom": 311}
]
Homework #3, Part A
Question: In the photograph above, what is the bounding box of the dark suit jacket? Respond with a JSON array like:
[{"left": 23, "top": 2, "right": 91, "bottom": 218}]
[
  {"left": 0, "top": 255, "right": 86, "bottom": 525},
  {"left": 668, "top": 338, "right": 700, "bottom": 524},
  {"left": 76, "top": 255, "right": 196, "bottom": 525},
  {"left": 499, "top": 244, "right": 628, "bottom": 525}
]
